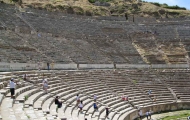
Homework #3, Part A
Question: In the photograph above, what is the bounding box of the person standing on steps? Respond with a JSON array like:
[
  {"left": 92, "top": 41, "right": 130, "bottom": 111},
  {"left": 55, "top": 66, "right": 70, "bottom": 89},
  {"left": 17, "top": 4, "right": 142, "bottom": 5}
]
[
  {"left": 125, "top": 95, "right": 129, "bottom": 101},
  {"left": 138, "top": 109, "right": 142, "bottom": 119},
  {"left": 55, "top": 96, "right": 63, "bottom": 112},
  {"left": 121, "top": 94, "right": 125, "bottom": 101},
  {"left": 43, "top": 81, "right": 48, "bottom": 94},
  {"left": 146, "top": 111, "right": 149, "bottom": 120},
  {"left": 148, "top": 89, "right": 152, "bottom": 96},
  {"left": 37, "top": 61, "right": 41, "bottom": 71},
  {"left": 149, "top": 110, "right": 152, "bottom": 119},
  {"left": 94, "top": 94, "right": 97, "bottom": 102},
  {"left": 106, "top": 106, "right": 109, "bottom": 119},
  {"left": 10, "top": 78, "right": 16, "bottom": 99},
  {"left": 93, "top": 102, "right": 98, "bottom": 111},
  {"left": 23, "top": 74, "right": 27, "bottom": 80},
  {"left": 51, "top": 61, "right": 54, "bottom": 70},
  {"left": 78, "top": 100, "right": 83, "bottom": 113},
  {"left": 146, "top": 110, "right": 151, "bottom": 120},
  {"left": 76, "top": 94, "right": 80, "bottom": 105},
  {"left": 47, "top": 62, "right": 50, "bottom": 71},
  {"left": 42, "top": 78, "right": 48, "bottom": 84}
]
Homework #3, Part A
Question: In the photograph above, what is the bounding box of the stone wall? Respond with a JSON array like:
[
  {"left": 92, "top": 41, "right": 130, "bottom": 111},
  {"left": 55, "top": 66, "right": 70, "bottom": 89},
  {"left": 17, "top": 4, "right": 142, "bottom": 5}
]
[
  {"left": 0, "top": 62, "right": 189, "bottom": 71},
  {"left": 125, "top": 102, "right": 190, "bottom": 120}
]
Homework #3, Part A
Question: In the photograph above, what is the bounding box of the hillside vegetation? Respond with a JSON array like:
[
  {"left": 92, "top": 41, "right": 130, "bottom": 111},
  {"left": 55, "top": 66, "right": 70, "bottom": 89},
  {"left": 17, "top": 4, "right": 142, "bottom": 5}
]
[{"left": 1, "top": 0, "right": 190, "bottom": 18}]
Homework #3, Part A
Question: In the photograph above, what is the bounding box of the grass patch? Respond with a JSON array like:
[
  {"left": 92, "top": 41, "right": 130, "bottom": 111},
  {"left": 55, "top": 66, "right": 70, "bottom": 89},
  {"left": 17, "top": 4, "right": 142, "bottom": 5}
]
[
  {"left": 160, "top": 111, "right": 190, "bottom": 120},
  {"left": 5, "top": 0, "right": 189, "bottom": 17},
  {"left": 44, "top": 3, "right": 55, "bottom": 11},
  {"left": 132, "top": 80, "right": 137, "bottom": 84},
  {"left": 24, "top": 95, "right": 29, "bottom": 101},
  {"left": 73, "top": 6, "right": 84, "bottom": 15}
]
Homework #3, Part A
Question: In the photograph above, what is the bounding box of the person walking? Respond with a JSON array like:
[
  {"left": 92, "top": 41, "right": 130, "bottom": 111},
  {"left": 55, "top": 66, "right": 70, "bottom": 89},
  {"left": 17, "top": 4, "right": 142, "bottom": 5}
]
[
  {"left": 93, "top": 102, "right": 98, "bottom": 111},
  {"left": 138, "top": 109, "right": 142, "bottom": 119},
  {"left": 146, "top": 111, "right": 149, "bottom": 120},
  {"left": 43, "top": 81, "right": 48, "bottom": 94},
  {"left": 106, "top": 106, "right": 109, "bottom": 118},
  {"left": 146, "top": 110, "right": 151, "bottom": 120},
  {"left": 10, "top": 78, "right": 16, "bottom": 99},
  {"left": 78, "top": 101, "right": 83, "bottom": 113},
  {"left": 55, "top": 96, "right": 63, "bottom": 111}
]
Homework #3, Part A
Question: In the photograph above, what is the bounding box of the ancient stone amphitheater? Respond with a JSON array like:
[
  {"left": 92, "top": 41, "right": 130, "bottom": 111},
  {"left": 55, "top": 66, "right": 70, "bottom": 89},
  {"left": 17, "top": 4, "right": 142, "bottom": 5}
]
[{"left": 0, "top": 3, "right": 190, "bottom": 120}]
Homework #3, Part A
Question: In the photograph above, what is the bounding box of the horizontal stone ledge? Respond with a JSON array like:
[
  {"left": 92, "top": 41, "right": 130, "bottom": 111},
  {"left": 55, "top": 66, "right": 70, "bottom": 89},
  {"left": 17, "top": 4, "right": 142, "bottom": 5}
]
[
  {"left": 79, "top": 64, "right": 114, "bottom": 69},
  {"left": 116, "top": 64, "right": 150, "bottom": 69}
]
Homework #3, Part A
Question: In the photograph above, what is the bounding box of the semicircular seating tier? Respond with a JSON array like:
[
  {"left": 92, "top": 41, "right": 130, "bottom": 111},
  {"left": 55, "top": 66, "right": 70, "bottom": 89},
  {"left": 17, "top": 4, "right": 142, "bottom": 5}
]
[{"left": 0, "top": 69, "right": 190, "bottom": 120}]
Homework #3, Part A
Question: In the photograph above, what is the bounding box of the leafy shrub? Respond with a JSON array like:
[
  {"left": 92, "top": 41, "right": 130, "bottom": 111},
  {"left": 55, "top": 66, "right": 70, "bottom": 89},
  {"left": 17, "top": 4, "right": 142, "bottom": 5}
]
[
  {"left": 67, "top": 7, "right": 74, "bottom": 14},
  {"left": 45, "top": 4, "right": 55, "bottom": 10},
  {"left": 24, "top": 95, "right": 28, "bottom": 101},
  {"left": 56, "top": 5, "right": 65, "bottom": 11},
  {"left": 150, "top": 2, "right": 186, "bottom": 10},
  {"left": 88, "top": 0, "right": 95, "bottom": 3},
  {"left": 73, "top": 6, "right": 84, "bottom": 15},
  {"left": 167, "top": 11, "right": 180, "bottom": 15},
  {"left": 150, "top": 2, "right": 161, "bottom": 7},
  {"left": 132, "top": 80, "right": 137, "bottom": 84},
  {"left": 164, "top": 5, "right": 186, "bottom": 10},
  {"left": 10, "top": 0, "right": 22, "bottom": 4},
  {"left": 162, "top": 3, "right": 168, "bottom": 7},
  {"left": 10, "top": 0, "right": 19, "bottom": 2},
  {"left": 86, "top": 10, "right": 92, "bottom": 16},
  {"left": 117, "top": 5, "right": 125, "bottom": 14}
]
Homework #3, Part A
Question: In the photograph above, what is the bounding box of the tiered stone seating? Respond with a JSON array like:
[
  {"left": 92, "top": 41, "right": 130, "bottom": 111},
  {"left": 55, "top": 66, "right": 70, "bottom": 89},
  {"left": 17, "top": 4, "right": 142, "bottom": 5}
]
[
  {"left": 1, "top": 4, "right": 190, "bottom": 64},
  {"left": 128, "top": 72, "right": 176, "bottom": 105},
  {"left": 0, "top": 69, "right": 190, "bottom": 120},
  {"left": 2, "top": 4, "right": 188, "bottom": 64},
  {"left": 160, "top": 70, "right": 190, "bottom": 102}
]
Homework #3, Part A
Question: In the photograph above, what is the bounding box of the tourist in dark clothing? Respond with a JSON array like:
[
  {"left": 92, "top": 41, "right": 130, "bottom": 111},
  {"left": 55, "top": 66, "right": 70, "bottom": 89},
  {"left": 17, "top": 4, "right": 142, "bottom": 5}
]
[
  {"left": 55, "top": 96, "right": 62, "bottom": 111},
  {"left": 106, "top": 106, "right": 109, "bottom": 118},
  {"left": 93, "top": 102, "right": 98, "bottom": 111},
  {"left": 47, "top": 62, "right": 50, "bottom": 70},
  {"left": 23, "top": 74, "right": 27, "bottom": 80}
]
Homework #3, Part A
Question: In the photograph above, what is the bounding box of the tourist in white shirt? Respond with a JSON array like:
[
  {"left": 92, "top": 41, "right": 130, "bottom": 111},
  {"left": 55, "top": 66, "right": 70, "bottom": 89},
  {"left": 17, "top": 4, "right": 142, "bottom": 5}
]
[
  {"left": 10, "top": 78, "right": 16, "bottom": 98},
  {"left": 94, "top": 94, "right": 97, "bottom": 102},
  {"left": 146, "top": 111, "right": 149, "bottom": 119},
  {"left": 138, "top": 109, "right": 142, "bottom": 119},
  {"left": 42, "top": 79, "right": 48, "bottom": 84},
  {"left": 78, "top": 101, "right": 83, "bottom": 113},
  {"left": 146, "top": 110, "right": 151, "bottom": 120},
  {"left": 76, "top": 94, "right": 80, "bottom": 105},
  {"left": 43, "top": 81, "right": 48, "bottom": 94}
]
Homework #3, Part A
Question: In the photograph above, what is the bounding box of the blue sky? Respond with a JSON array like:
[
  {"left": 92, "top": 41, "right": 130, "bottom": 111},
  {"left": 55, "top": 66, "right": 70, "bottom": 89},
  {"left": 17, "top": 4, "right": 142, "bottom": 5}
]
[{"left": 145, "top": 0, "right": 190, "bottom": 10}]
